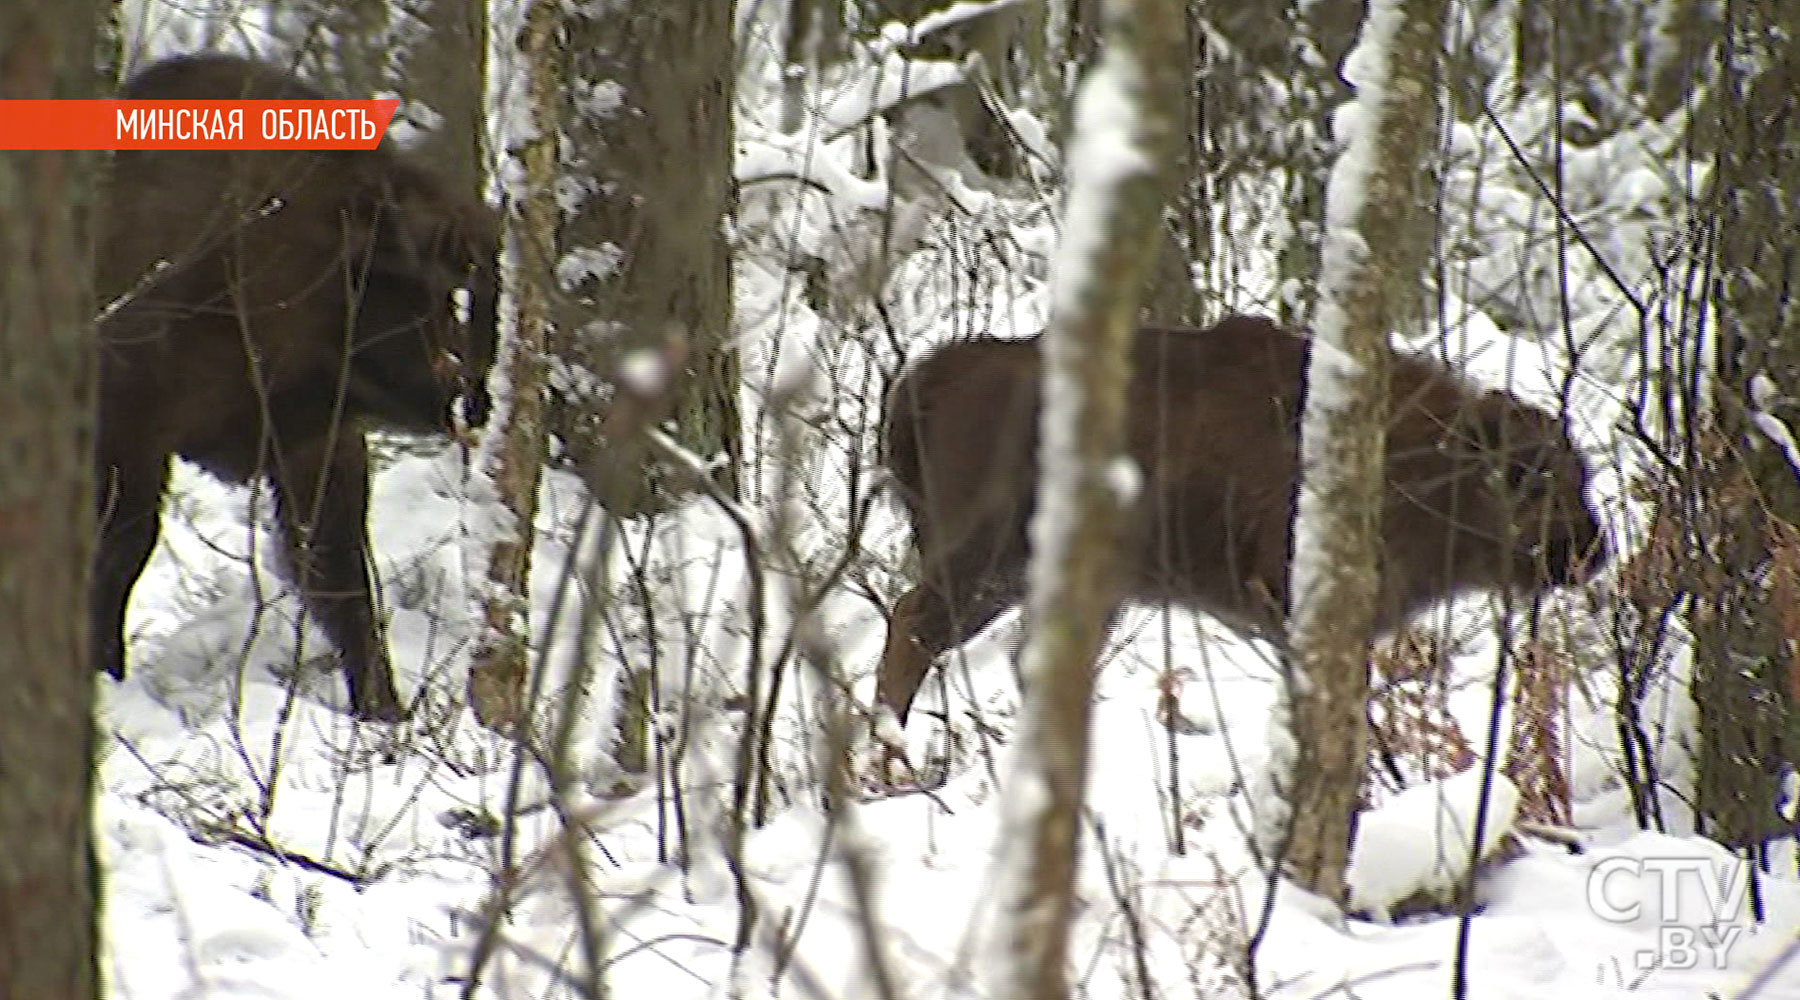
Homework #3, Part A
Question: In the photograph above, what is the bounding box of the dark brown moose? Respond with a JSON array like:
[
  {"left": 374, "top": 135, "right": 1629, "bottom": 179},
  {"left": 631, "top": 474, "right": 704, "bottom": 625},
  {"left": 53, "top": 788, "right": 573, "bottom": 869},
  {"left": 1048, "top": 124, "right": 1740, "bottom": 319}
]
[
  {"left": 92, "top": 54, "right": 499, "bottom": 721},
  {"left": 877, "top": 315, "right": 1607, "bottom": 725}
]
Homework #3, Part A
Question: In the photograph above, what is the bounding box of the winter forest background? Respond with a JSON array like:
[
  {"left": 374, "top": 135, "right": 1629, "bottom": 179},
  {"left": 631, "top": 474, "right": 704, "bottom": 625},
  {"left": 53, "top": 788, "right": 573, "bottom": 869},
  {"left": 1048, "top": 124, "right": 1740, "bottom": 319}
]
[{"left": 1, "top": 0, "right": 1799, "bottom": 997}]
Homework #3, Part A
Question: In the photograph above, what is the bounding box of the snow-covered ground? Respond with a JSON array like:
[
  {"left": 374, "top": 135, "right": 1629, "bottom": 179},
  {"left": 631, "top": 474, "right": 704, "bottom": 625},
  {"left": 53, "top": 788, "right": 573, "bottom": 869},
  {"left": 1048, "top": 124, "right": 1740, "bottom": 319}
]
[{"left": 94, "top": 445, "right": 1800, "bottom": 998}]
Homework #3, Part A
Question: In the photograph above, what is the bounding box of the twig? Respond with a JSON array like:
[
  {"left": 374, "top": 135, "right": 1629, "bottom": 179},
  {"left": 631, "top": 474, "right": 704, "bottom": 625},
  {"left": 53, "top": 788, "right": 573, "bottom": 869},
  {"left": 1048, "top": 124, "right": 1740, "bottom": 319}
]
[{"left": 200, "top": 822, "right": 377, "bottom": 887}]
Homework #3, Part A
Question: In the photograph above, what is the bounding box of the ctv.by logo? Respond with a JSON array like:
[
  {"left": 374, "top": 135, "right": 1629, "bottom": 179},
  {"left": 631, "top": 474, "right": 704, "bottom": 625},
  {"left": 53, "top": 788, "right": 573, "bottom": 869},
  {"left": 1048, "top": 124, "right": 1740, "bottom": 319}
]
[{"left": 1586, "top": 855, "right": 1752, "bottom": 971}]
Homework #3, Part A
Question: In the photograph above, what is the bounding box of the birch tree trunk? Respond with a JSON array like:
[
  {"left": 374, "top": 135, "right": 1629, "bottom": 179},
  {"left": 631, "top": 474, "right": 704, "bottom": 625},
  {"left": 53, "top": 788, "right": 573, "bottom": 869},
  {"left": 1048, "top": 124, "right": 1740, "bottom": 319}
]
[
  {"left": 1272, "top": 0, "right": 1445, "bottom": 908},
  {"left": 984, "top": 1, "right": 1183, "bottom": 997},
  {"left": 467, "top": 0, "right": 554, "bottom": 733},
  {"left": 0, "top": 8, "right": 103, "bottom": 996}
]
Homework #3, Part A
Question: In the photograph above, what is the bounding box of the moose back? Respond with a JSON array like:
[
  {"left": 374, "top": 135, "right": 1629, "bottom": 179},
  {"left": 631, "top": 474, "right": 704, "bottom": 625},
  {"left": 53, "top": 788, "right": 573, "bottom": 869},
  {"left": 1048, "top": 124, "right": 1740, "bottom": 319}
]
[
  {"left": 92, "top": 54, "right": 499, "bottom": 721},
  {"left": 877, "top": 315, "right": 1607, "bottom": 724}
]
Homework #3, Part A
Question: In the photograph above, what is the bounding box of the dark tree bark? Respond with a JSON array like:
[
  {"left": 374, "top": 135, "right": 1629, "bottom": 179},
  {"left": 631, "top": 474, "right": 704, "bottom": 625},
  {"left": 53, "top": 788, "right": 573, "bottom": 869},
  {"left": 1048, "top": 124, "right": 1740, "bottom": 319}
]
[
  {"left": 1685, "top": 0, "right": 1800, "bottom": 851},
  {"left": 276, "top": 0, "right": 486, "bottom": 199},
  {"left": 551, "top": 0, "right": 740, "bottom": 517},
  {"left": 282, "top": 0, "right": 392, "bottom": 98},
  {"left": 1215, "top": 0, "right": 1360, "bottom": 327},
  {"left": 392, "top": 0, "right": 487, "bottom": 197},
  {"left": 0, "top": 7, "right": 104, "bottom": 998},
  {"left": 780, "top": 0, "right": 847, "bottom": 134}
]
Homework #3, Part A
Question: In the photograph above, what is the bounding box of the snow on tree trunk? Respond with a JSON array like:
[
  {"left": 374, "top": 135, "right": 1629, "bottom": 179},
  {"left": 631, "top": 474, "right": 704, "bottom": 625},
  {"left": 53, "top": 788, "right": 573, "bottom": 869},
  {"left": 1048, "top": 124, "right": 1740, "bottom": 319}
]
[
  {"left": 1265, "top": 0, "right": 1445, "bottom": 909},
  {"left": 0, "top": 10, "right": 103, "bottom": 996},
  {"left": 980, "top": 2, "right": 1183, "bottom": 997},
  {"left": 467, "top": 0, "right": 555, "bottom": 734}
]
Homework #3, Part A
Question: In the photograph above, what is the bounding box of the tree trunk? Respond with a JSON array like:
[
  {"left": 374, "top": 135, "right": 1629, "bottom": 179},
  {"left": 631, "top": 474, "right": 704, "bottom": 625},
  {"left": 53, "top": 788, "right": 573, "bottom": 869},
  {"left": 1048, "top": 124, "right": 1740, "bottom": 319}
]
[
  {"left": 984, "top": 1, "right": 1184, "bottom": 997},
  {"left": 552, "top": 0, "right": 740, "bottom": 519},
  {"left": 284, "top": 0, "right": 393, "bottom": 98},
  {"left": 393, "top": 0, "right": 487, "bottom": 197},
  {"left": 1270, "top": 0, "right": 1361, "bottom": 327},
  {"left": 1687, "top": 0, "right": 1800, "bottom": 850},
  {"left": 466, "top": 0, "right": 554, "bottom": 734},
  {"left": 0, "top": 8, "right": 103, "bottom": 997},
  {"left": 1273, "top": 0, "right": 1446, "bottom": 909},
  {"left": 1137, "top": 3, "right": 1204, "bottom": 326},
  {"left": 520, "top": 0, "right": 739, "bottom": 762}
]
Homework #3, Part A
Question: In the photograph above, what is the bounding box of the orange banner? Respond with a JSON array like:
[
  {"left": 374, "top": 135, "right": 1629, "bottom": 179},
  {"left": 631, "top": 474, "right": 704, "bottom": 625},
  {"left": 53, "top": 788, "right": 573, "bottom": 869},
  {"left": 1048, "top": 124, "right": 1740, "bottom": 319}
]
[{"left": 0, "top": 100, "right": 400, "bottom": 150}]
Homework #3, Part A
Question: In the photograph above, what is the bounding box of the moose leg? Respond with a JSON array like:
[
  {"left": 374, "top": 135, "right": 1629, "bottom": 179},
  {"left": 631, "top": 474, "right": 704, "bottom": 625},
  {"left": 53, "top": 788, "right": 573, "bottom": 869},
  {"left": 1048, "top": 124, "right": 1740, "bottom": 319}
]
[
  {"left": 271, "top": 429, "right": 403, "bottom": 721},
  {"left": 877, "top": 569, "right": 1023, "bottom": 725},
  {"left": 90, "top": 445, "right": 170, "bottom": 681}
]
